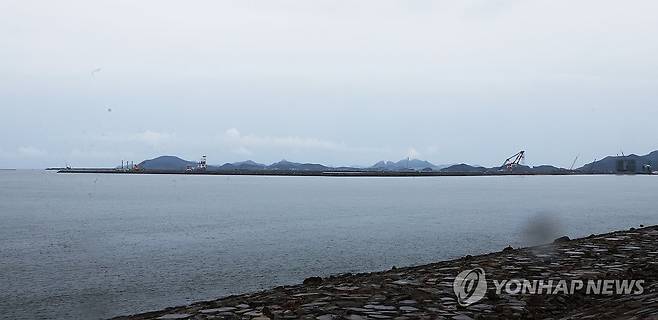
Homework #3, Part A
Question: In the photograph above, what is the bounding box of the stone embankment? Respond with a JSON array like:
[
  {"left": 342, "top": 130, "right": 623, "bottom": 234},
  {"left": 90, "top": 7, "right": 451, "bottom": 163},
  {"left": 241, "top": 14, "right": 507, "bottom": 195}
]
[{"left": 114, "top": 226, "right": 658, "bottom": 320}]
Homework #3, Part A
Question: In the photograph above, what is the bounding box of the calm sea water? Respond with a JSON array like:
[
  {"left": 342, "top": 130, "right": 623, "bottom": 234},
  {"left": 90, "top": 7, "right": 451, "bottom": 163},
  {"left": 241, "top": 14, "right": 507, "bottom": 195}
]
[{"left": 1, "top": 170, "right": 657, "bottom": 319}]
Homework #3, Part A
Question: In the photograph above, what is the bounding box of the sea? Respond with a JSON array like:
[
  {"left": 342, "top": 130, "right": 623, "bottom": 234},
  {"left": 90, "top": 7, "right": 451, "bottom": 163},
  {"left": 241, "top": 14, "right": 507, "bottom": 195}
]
[{"left": 1, "top": 170, "right": 657, "bottom": 319}]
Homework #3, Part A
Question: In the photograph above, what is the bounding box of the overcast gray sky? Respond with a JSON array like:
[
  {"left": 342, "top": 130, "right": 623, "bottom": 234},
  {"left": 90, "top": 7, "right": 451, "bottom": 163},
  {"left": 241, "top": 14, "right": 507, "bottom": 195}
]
[{"left": 1, "top": 0, "right": 657, "bottom": 168}]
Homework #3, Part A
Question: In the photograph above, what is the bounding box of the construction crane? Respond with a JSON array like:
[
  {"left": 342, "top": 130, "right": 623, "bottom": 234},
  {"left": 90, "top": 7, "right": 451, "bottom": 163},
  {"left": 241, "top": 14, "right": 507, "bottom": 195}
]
[
  {"left": 187, "top": 155, "right": 208, "bottom": 172},
  {"left": 569, "top": 155, "right": 579, "bottom": 171},
  {"left": 502, "top": 150, "right": 525, "bottom": 170}
]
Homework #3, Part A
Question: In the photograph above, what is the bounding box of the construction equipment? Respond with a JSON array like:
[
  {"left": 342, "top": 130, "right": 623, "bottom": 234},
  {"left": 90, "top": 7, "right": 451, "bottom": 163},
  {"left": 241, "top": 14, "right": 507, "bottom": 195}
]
[
  {"left": 569, "top": 155, "right": 579, "bottom": 171},
  {"left": 502, "top": 150, "right": 525, "bottom": 170},
  {"left": 186, "top": 155, "right": 208, "bottom": 172}
]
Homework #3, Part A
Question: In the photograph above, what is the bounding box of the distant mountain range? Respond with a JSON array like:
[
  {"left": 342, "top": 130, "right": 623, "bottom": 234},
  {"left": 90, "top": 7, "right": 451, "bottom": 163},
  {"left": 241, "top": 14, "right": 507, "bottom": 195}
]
[
  {"left": 440, "top": 163, "right": 488, "bottom": 173},
  {"left": 137, "top": 156, "right": 197, "bottom": 170},
  {"left": 267, "top": 160, "right": 329, "bottom": 171},
  {"left": 137, "top": 151, "right": 658, "bottom": 174},
  {"left": 139, "top": 157, "right": 333, "bottom": 172},
  {"left": 217, "top": 160, "right": 266, "bottom": 171},
  {"left": 371, "top": 158, "right": 451, "bottom": 171},
  {"left": 138, "top": 156, "right": 452, "bottom": 172},
  {"left": 577, "top": 151, "right": 658, "bottom": 173}
]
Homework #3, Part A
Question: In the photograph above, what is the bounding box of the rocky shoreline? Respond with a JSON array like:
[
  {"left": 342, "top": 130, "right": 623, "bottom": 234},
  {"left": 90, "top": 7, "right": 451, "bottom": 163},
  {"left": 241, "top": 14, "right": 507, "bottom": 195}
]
[{"left": 113, "top": 226, "right": 658, "bottom": 320}]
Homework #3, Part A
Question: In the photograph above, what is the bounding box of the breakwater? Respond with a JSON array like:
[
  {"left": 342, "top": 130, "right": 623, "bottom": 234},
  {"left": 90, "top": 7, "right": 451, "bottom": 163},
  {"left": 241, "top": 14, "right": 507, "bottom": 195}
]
[
  {"left": 113, "top": 225, "right": 658, "bottom": 320},
  {"left": 58, "top": 169, "right": 606, "bottom": 177}
]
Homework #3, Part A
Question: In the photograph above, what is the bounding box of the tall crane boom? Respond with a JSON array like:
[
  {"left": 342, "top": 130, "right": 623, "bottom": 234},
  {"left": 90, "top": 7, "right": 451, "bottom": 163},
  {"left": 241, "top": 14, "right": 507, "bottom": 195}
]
[
  {"left": 570, "top": 155, "right": 579, "bottom": 170},
  {"left": 502, "top": 150, "right": 525, "bottom": 170}
]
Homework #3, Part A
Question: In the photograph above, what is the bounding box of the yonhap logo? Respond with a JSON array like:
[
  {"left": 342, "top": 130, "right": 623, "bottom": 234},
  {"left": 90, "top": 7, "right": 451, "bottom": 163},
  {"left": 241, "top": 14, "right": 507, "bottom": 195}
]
[
  {"left": 452, "top": 267, "right": 645, "bottom": 307},
  {"left": 453, "top": 268, "right": 487, "bottom": 306}
]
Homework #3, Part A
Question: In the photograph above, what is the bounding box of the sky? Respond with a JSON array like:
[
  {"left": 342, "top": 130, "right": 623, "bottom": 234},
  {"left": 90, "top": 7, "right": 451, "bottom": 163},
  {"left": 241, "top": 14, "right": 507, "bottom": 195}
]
[{"left": 1, "top": 0, "right": 658, "bottom": 169}]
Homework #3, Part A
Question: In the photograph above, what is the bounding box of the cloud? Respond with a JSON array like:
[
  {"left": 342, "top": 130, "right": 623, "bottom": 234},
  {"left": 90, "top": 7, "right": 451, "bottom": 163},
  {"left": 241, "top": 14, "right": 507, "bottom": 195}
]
[
  {"left": 232, "top": 146, "right": 253, "bottom": 156},
  {"left": 69, "top": 149, "right": 133, "bottom": 160},
  {"left": 17, "top": 146, "right": 47, "bottom": 157},
  {"left": 220, "top": 128, "right": 395, "bottom": 163},
  {"left": 136, "top": 130, "right": 173, "bottom": 146},
  {"left": 406, "top": 147, "right": 420, "bottom": 159},
  {"left": 425, "top": 145, "right": 440, "bottom": 155},
  {"left": 223, "top": 128, "right": 343, "bottom": 150},
  {"left": 0, "top": 146, "right": 47, "bottom": 160},
  {"left": 225, "top": 128, "right": 241, "bottom": 139},
  {"left": 90, "top": 130, "right": 175, "bottom": 147}
]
